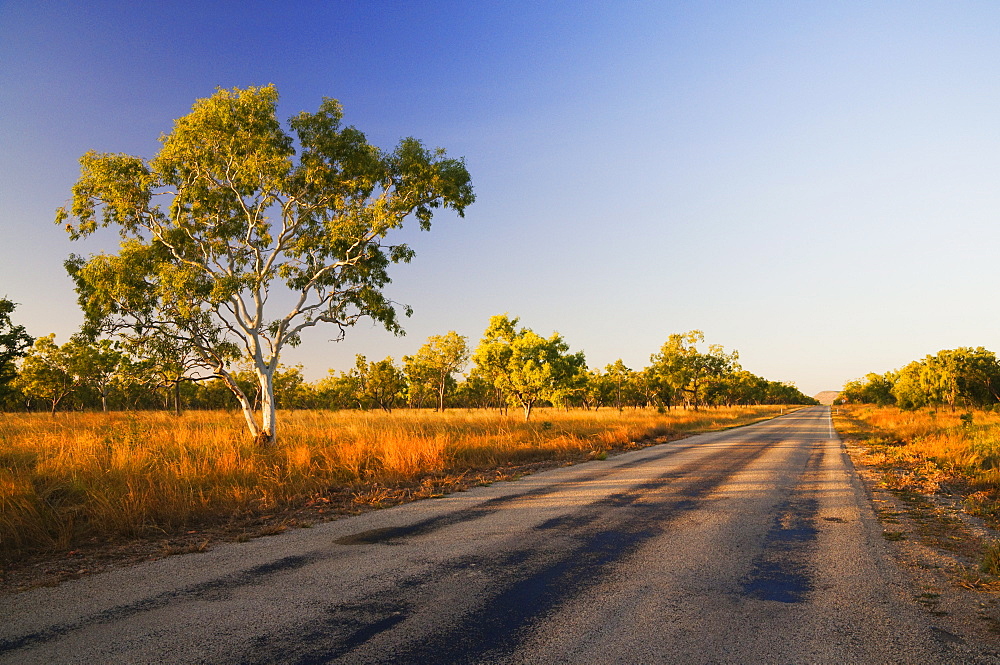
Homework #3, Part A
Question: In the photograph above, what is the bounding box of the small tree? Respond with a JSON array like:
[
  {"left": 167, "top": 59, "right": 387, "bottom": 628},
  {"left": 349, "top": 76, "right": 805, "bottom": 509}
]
[
  {"left": 877, "top": 347, "right": 1000, "bottom": 411},
  {"left": 130, "top": 332, "right": 216, "bottom": 415},
  {"left": 403, "top": 331, "right": 469, "bottom": 411},
  {"left": 314, "top": 369, "right": 359, "bottom": 410},
  {"left": 15, "top": 334, "right": 75, "bottom": 415},
  {"left": 579, "top": 369, "right": 611, "bottom": 410},
  {"left": 58, "top": 85, "right": 473, "bottom": 444},
  {"left": 472, "top": 314, "right": 586, "bottom": 421},
  {"left": 352, "top": 355, "right": 406, "bottom": 412},
  {"left": 0, "top": 298, "right": 32, "bottom": 403},
  {"left": 402, "top": 353, "right": 437, "bottom": 408},
  {"left": 605, "top": 359, "right": 633, "bottom": 412},
  {"left": 66, "top": 337, "right": 125, "bottom": 412},
  {"left": 649, "top": 330, "right": 739, "bottom": 410},
  {"left": 272, "top": 364, "right": 308, "bottom": 409},
  {"left": 636, "top": 366, "right": 671, "bottom": 410},
  {"left": 706, "top": 370, "right": 768, "bottom": 406},
  {"left": 842, "top": 372, "right": 896, "bottom": 407},
  {"left": 454, "top": 369, "right": 498, "bottom": 410}
]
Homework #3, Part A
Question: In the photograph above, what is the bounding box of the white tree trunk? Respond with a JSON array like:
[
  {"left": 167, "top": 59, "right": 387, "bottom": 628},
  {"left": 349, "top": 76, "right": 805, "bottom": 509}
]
[
  {"left": 257, "top": 365, "right": 277, "bottom": 445},
  {"left": 217, "top": 369, "right": 265, "bottom": 443},
  {"left": 238, "top": 396, "right": 263, "bottom": 441}
]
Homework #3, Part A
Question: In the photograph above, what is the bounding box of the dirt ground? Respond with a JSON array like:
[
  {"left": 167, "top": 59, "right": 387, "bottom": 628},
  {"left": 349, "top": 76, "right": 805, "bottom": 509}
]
[{"left": 841, "top": 436, "right": 1000, "bottom": 649}]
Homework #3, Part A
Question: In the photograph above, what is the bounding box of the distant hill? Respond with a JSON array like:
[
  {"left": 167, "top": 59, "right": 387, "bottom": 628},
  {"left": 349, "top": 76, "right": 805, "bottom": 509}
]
[{"left": 814, "top": 391, "right": 840, "bottom": 405}]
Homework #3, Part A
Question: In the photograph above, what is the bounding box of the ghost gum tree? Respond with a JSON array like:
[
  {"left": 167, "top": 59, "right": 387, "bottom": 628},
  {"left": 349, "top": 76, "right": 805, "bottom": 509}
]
[{"left": 57, "top": 85, "right": 474, "bottom": 444}]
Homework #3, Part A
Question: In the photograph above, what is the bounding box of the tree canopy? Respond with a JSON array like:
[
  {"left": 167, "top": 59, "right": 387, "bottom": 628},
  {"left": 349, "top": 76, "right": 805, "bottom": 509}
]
[
  {"left": 472, "top": 314, "right": 586, "bottom": 421},
  {"left": 0, "top": 298, "right": 32, "bottom": 401},
  {"left": 403, "top": 331, "right": 469, "bottom": 411},
  {"left": 648, "top": 330, "right": 740, "bottom": 410},
  {"left": 14, "top": 334, "right": 75, "bottom": 415},
  {"left": 841, "top": 346, "right": 1000, "bottom": 411},
  {"left": 57, "top": 85, "right": 473, "bottom": 443},
  {"left": 1, "top": 321, "right": 816, "bottom": 413}
]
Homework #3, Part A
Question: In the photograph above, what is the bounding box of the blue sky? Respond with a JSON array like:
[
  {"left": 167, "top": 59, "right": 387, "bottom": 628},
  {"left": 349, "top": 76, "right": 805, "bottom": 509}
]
[{"left": 3, "top": 0, "right": 1000, "bottom": 396}]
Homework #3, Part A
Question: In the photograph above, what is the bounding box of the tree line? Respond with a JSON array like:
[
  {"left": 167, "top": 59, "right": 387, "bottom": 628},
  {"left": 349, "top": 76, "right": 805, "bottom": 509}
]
[
  {"left": 839, "top": 346, "right": 1000, "bottom": 410},
  {"left": 3, "top": 84, "right": 812, "bottom": 443},
  {"left": 0, "top": 303, "right": 814, "bottom": 417}
]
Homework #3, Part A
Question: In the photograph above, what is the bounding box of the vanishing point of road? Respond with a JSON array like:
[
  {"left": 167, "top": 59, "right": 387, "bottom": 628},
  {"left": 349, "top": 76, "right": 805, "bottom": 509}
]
[{"left": 2, "top": 406, "right": 996, "bottom": 663}]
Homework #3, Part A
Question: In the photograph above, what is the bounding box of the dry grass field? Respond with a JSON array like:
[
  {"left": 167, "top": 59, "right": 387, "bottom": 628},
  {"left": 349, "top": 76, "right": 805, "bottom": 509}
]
[
  {"left": 834, "top": 404, "right": 1000, "bottom": 582},
  {"left": 834, "top": 405, "right": 1000, "bottom": 508},
  {"left": 834, "top": 407, "right": 1000, "bottom": 641},
  {"left": 0, "top": 406, "right": 788, "bottom": 567}
]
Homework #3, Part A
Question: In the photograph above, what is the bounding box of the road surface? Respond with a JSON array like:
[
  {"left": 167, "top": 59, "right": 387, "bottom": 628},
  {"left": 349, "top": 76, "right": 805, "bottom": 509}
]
[{"left": 1, "top": 406, "right": 994, "bottom": 663}]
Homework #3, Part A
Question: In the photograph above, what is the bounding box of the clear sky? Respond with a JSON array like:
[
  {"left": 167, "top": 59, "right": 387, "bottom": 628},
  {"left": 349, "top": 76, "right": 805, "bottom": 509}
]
[{"left": 3, "top": 0, "right": 1000, "bottom": 397}]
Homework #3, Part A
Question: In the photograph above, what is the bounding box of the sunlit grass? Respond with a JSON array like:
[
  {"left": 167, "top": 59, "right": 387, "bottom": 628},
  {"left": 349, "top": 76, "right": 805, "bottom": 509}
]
[
  {"left": 0, "top": 406, "right": 786, "bottom": 560},
  {"left": 834, "top": 405, "right": 1000, "bottom": 518}
]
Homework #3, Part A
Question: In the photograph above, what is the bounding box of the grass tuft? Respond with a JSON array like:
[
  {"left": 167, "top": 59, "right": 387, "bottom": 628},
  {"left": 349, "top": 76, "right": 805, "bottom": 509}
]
[{"left": 981, "top": 540, "right": 1000, "bottom": 577}]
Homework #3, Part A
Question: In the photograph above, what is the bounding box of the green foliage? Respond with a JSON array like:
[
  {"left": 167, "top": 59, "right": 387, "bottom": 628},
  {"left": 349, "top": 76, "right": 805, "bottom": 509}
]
[
  {"left": 352, "top": 354, "right": 406, "bottom": 412},
  {"left": 402, "top": 331, "right": 469, "bottom": 411},
  {"left": 313, "top": 370, "right": 361, "bottom": 410},
  {"left": 701, "top": 369, "right": 815, "bottom": 406},
  {"left": 648, "top": 330, "right": 740, "bottom": 409},
  {"left": 2, "top": 321, "right": 818, "bottom": 414},
  {"left": 579, "top": 367, "right": 615, "bottom": 410},
  {"left": 981, "top": 540, "right": 1000, "bottom": 577},
  {"left": 14, "top": 335, "right": 75, "bottom": 415},
  {"left": 842, "top": 372, "right": 897, "bottom": 407},
  {"left": 0, "top": 298, "right": 32, "bottom": 401},
  {"left": 57, "top": 85, "right": 473, "bottom": 442},
  {"left": 472, "top": 314, "right": 586, "bottom": 421},
  {"left": 452, "top": 369, "right": 498, "bottom": 410},
  {"left": 65, "top": 337, "right": 126, "bottom": 412},
  {"left": 845, "top": 347, "right": 1000, "bottom": 411},
  {"left": 598, "top": 359, "right": 638, "bottom": 411}
]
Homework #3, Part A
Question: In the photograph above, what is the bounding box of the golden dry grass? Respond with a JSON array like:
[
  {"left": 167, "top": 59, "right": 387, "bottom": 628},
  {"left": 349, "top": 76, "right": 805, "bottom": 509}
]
[
  {"left": 834, "top": 405, "right": 1000, "bottom": 516},
  {"left": 0, "top": 405, "right": 786, "bottom": 560}
]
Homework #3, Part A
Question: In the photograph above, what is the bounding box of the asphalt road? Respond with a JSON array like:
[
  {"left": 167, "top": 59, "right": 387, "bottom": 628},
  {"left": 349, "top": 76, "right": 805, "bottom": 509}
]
[{"left": 1, "top": 406, "right": 994, "bottom": 664}]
